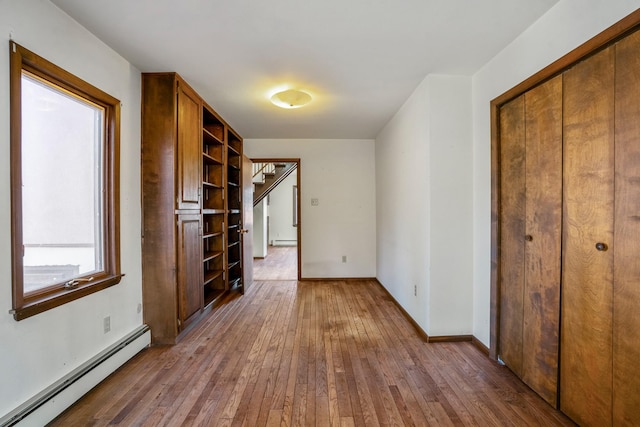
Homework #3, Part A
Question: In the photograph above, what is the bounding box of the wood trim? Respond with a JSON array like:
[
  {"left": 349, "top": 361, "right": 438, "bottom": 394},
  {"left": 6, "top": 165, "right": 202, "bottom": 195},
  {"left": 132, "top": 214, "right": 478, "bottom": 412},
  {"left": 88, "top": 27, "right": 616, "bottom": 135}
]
[
  {"left": 491, "top": 8, "right": 640, "bottom": 107},
  {"left": 472, "top": 336, "right": 491, "bottom": 356},
  {"left": 250, "top": 157, "right": 302, "bottom": 281},
  {"left": 490, "top": 101, "right": 500, "bottom": 361},
  {"left": 9, "top": 41, "right": 122, "bottom": 320},
  {"left": 373, "top": 279, "right": 429, "bottom": 342},
  {"left": 427, "top": 335, "right": 473, "bottom": 343},
  {"left": 373, "top": 279, "right": 491, "bottom": 352},
  {"left": 490, "top": 9, "right": 640, "bottom": 360}
]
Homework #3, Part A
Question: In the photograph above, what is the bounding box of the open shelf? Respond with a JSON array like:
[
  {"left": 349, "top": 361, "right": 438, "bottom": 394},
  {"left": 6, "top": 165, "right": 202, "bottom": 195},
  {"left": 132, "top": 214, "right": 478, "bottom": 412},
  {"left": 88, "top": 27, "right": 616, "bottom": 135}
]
[
  {"left": 203, "top": 250, "right": 223, "bottom": 263},
  {"left": 203, "top": 152, "right": 223, "bottom": 165}
]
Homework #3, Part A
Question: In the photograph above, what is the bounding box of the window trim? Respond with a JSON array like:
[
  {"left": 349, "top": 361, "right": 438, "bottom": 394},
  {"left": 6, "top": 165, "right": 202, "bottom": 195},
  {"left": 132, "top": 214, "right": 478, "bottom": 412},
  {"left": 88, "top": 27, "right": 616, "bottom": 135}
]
[{"left": 9, "top": 41, "right": 122, "bottom": 321}]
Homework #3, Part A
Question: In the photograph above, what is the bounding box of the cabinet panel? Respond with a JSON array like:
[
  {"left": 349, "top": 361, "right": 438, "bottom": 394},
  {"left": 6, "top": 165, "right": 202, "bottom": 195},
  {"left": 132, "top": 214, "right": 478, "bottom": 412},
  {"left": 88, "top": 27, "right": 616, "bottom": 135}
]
[
  {"left": 522, "top": 75, "right": 562, "bottom": 406},
  {"left": 498, "top": 95, "right": 526, "bottom": 377},
  {"left": 242, "top": 154, "right": 254, "bottom": 292},
  {"left": 177, "top": 84, "right": 201, "bottom": 210},
  {"left": 613, "top": 30, "right": 640, "bottom": 426},
  {"left": 177, "top": 213, "right": 203, "bottom": 327},
  {"left": 561, "top": 46, "right": 615, "bottom": 426}
]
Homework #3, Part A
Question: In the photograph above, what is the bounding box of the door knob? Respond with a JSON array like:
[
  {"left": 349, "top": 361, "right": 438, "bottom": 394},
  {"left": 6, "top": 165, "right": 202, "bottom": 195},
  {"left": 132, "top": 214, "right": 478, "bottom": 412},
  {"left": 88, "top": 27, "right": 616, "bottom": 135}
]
[
  {"left": 524, "top": 235, "right": 533, "bottom": 242},
  {"left": 595, "top": 242, "right": 608, "bottom": 251}
]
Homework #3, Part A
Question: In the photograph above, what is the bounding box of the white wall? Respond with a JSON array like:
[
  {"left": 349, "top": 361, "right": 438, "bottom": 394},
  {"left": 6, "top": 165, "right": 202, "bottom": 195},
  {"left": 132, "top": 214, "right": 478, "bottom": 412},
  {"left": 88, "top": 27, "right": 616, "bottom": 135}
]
[
  {"left": 268, "top": 170, "right": 298, "bottom": 245},
  {"left": 375, "top": 74, "right": 473, "bottom": 337},
  {"left": 0, "top": 0, "right": 145, "bottom": 420},
  {"left": 253, "top": 199, "right": 268, "bottom": 257},
  {"left": 244, "top": 139, "right": 376, "bottom": 278},
  {"left": 471, "top": 0, "right": 640, "bottom": 346},
  {"left": 427, "top": 75, "right": 473, "bottom": 336}
]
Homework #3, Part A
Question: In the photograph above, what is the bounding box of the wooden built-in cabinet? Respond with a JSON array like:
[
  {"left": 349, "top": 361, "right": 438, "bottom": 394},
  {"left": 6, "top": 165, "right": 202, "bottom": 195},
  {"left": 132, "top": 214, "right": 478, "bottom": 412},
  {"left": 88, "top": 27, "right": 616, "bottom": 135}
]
[
  {"left": 142, "top": 72, "right": 248, "bottom": 345},
  {"left": 226, "top": 131, "right": 243, "bottom": 290},
  {"left": 493, "top": 16, "right": 640, "bottom": 427}
]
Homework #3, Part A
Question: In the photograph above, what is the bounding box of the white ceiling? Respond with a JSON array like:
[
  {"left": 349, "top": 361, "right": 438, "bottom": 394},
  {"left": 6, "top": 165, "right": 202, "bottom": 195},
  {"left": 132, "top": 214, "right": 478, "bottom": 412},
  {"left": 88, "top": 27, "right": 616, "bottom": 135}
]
[{"left": 51, "top": 0, "right": 559, "bottom": 139}]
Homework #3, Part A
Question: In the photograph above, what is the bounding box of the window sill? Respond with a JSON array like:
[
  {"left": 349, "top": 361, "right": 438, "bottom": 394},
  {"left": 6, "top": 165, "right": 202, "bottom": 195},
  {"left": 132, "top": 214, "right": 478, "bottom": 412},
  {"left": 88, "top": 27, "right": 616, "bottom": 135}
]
[{"left": 11, "top": 274, "right": 124, "bottom": 321}]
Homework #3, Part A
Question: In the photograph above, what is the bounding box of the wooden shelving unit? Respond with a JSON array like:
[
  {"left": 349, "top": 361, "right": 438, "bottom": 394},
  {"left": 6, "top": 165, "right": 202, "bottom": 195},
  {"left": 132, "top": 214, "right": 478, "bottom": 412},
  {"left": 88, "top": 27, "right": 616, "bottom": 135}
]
[
  {"left": 141, "top": 72, "right": 245, "bottom": 344},
  {"left": 226, "top": 130, "right": 243, "bottom": 290},
  {"left": 202, "top": 105, "right": 227, "bottom": 307}
]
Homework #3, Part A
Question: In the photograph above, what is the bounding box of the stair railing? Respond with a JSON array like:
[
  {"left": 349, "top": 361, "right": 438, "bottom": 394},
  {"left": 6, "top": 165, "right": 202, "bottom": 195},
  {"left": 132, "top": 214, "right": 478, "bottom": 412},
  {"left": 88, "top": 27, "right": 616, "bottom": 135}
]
[{"left": 252, "top": 162, "right": 276, "bottom": 183}]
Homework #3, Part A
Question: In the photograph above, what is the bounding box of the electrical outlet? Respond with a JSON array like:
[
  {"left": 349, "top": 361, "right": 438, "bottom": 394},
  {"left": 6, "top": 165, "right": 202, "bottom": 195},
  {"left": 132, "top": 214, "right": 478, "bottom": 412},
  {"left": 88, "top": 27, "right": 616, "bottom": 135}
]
[
  {"left": 103, "top": 316, "right": 111, "bottom": 333},
  {"left": 414, "top": 285, "right": 417, "bottom": 296},
  {"left": 342, "top": 255, "right": 347, "bottom": 263},
  {"left": 311, "top": 198, "right": 319, "bottom": 206}
]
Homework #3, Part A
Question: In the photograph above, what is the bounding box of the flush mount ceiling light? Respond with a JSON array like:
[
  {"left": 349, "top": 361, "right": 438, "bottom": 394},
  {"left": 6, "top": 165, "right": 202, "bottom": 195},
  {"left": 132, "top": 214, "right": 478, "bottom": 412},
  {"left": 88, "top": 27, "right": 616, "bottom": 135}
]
[{"left": 270, "top": 89, "right": 312, "bottom": 109}]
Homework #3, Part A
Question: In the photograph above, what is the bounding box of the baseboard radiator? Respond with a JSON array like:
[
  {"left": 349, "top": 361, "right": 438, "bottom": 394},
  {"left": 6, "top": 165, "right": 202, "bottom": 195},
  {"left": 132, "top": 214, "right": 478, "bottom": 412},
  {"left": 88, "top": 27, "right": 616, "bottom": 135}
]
[
  {"left": 0, "top": 325, "right": 150, "bottom": 427},
  {"left": 271, "top": 239, "right": 297, "bottom": 247}
]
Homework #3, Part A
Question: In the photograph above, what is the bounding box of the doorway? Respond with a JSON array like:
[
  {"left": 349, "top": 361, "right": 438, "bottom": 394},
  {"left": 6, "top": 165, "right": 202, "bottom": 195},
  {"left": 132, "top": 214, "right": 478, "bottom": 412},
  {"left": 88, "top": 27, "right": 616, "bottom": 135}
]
[{"left": 251, "top": 158, "right": 301, "bottom": 281}]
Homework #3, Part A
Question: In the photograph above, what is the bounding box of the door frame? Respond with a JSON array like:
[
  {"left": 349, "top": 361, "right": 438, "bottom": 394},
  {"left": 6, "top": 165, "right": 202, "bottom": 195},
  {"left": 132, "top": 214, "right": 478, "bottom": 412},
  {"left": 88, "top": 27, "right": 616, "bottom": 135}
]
[
  {"left": 251, "top": 158, "right": 301, "bottom": 281},
  {"left": 489, "top": 9, "right": 640, "bottom": 360}
]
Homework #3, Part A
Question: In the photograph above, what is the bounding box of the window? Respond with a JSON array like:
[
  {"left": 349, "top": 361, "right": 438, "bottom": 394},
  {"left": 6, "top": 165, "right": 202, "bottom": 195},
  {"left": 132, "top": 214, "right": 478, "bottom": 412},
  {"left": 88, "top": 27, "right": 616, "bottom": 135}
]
[{"left": 10, "top": 42, "right": 122, "bottom": 320}]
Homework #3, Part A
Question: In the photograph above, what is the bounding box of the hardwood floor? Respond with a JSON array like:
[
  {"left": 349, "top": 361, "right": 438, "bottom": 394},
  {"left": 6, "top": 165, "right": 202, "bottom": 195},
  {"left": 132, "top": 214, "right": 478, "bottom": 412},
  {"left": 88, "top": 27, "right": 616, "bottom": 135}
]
[
  {"left": 253, "top": 245, "right": 297, "bottom": 281},
  {"left": 49, "top": 279, "right": 574, "bottom": 426}
]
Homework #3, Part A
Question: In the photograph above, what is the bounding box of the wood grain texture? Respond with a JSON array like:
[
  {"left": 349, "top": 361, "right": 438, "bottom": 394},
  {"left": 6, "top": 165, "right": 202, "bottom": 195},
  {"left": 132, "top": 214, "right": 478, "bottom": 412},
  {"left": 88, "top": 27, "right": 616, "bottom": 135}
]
[
  {"left": 498, "top": 95, "right": 526, "bottom": 377},
  {"left": 50, "top": 279, "right": 574, "bottom": 426},
  {"left": 522, "top": 75, "right": 562, "bottom": 407},
  {"left": 613, "top": 29, "right": 640, "bottom": 426},
  {"left": 141, "top": 73, "right": 180, "bottom": 344},
  {"left": 176, "top": 81, "right": 202, "bottom": 210},
  {"left": 177, "top": 213, "right": 203, "bottom": 328},
  {"left": 561, "top": 46, "right": 615, "bottom": 427},
  {"left": 242, "top": 154, "right": 254, "bottom": 292}
]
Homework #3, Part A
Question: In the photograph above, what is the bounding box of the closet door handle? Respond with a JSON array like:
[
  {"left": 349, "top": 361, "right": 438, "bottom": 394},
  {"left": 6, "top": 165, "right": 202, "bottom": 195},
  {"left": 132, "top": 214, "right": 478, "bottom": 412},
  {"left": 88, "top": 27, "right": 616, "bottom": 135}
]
[
  {"left": 524, "top": 235, "right": 533, "bottom": 242},
  {"left": 595, "top": 242, "right": 608, "bottom": 251}
]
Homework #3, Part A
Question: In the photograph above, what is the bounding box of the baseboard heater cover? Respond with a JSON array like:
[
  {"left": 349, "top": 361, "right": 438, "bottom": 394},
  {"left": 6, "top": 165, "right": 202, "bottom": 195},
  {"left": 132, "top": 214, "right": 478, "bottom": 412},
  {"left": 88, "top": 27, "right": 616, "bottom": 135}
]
[
  {"left": 271, "top": 239, "right": 297, "bottom": 247},
  {"left": 0, "top": 324, "right": 150, "bottom": 427}
]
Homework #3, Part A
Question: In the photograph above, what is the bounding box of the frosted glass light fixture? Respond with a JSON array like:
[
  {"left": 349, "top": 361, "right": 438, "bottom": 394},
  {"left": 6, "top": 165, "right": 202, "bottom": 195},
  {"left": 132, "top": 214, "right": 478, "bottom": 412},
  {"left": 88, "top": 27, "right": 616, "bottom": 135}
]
[{"left": 270, "top": 89, "right": 312, "bottom": 109}]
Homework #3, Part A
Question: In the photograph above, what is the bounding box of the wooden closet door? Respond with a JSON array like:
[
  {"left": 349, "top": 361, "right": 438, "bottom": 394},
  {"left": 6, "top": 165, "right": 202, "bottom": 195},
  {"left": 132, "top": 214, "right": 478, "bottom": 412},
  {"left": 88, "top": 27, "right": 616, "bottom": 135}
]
[
  {"left": 499, "top": 95, "right": 526, "bottom": 377},
  {"left": 522, "top": 75, "right": 562, "bottom": 406},
  {"left": 562, "top": 46, "right": 615, "bottom": 427},
  {"left": 499, "top": 77, "right": 562, "bottom": 406},
  {"left": 613, "top": 29, "right": 640, "bottom": 426}
]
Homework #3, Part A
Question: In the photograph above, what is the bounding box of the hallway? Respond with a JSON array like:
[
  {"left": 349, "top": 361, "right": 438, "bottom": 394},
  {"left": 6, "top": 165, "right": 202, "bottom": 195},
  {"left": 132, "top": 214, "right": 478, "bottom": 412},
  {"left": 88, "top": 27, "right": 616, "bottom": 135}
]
[{"left": 253, "top": 245, "right": 298, "bottom": 281}]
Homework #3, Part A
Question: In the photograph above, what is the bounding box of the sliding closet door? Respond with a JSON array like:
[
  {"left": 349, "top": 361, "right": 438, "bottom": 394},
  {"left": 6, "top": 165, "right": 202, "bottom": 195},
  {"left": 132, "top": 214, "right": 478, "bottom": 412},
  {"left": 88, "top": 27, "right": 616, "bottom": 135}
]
[
  {"left": 499, "top": 95, "right": 526, "bottom": 378},
  {"left": 613, "top": 30, "right": 640, "bottom": 426},
  {"left": 521, "top": 76, "right": 562, "bottom": 406},
  {"left": 561, "top": 46, "right": 615, "bottom": 427}
]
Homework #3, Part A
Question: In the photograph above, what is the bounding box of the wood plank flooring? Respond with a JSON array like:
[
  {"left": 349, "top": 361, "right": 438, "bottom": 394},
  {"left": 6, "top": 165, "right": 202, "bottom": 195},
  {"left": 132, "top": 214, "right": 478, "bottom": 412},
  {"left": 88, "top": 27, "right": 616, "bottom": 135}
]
[
  {"left": 49, "top": 279, "right": 574, "bottom": 426},
  {"left": 253, "top": 246, "right": 297, "bottom": 281}
]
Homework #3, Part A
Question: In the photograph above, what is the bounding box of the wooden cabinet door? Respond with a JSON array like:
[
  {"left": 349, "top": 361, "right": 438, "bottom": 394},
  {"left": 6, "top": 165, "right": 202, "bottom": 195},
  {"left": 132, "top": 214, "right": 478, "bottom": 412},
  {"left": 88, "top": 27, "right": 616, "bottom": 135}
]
[
  {"left": 177, "top": 213, "right": 203, "bottom": 327},
  {"left": 522, "top": 75, "right": 562, "bottom": 406},
  {"left": 242, "top": 154, "right": 254, "bottom": 293},
  {"left": 499, "top": 94, "right": 526, "bottom": 377},
  {"left": 561, "top": 46, "right": 615, "bottom": 427},
  {"left": 176, "top": 83, "right": 201, "bottom": 210},
  {"left": 613, "top": 29, "right": 640, "bottom": 426}
]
